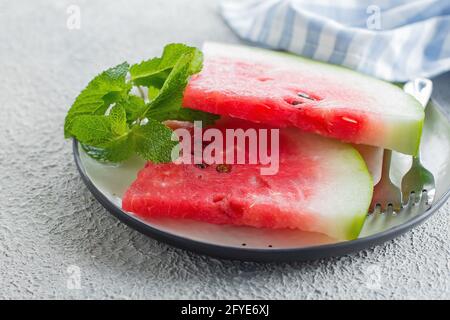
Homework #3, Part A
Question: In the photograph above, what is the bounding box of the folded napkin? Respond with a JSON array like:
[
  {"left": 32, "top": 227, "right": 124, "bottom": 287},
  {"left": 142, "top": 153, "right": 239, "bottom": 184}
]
[{"left": 221, "top": 0, "right": 450, "bottom": 82}]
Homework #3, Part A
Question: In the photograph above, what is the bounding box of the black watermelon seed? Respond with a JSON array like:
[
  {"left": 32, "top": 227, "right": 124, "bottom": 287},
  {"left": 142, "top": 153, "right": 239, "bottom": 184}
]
[
  {"left": 297, "top": 92, "right": 314, "bottom": 100},
  {"left": 216, "top": 164, "right": 232, "bottom": 173},
  {"left": 195, "top": 163, "right": 208, "bottom": 169},
  {"left": 291, "top": 100, "right": 303, "bottom": 105}
]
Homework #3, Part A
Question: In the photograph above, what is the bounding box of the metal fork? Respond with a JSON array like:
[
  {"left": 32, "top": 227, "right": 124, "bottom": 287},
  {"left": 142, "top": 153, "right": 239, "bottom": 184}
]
[
  {"left": 401, "top": 79, "right": 435, "bottom": 205},
  {"left": 370, "top": 149, "right": 402, "bottom": 213},
  {"left": 362, "top": 79, "right": 435, "bottom": 235},
  {"left": 369, "top": 78, "right": 435, "bottom": 214}
]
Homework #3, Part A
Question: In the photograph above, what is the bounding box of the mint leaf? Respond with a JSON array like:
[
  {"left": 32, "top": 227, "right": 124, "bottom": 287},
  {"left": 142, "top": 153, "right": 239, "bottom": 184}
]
[
  {"left": 130, "top": 44, "right": 201, "bottom": 87},
  {"left": 71, "top": 115, "right": 113, "bottom": 146},
  {"left": 65, "top": 43, "right": 219, "bottom": 164},
  {"left": 188, "top": 48, "right": 203, "bottom": 74},
  {"left": 148, "top": 86, "right": 160, "bottom": 101},
  {"left": 80, "top": 144, "right": 110, "bottom": 161},
  {"left": 101, "top": 135, "right": 135, "bottom": 162},
  {"left": 115, "top": 95, "right": 146, "bottom": 123},
  {"left": 72, "top": 107, "right": 134, "bottom": 162},
  {"left": 137, "top": 45, "right": 217, "bottom": 124},
  {"left": 64, "top": 62, "right": 130, "bottom": 138},
  {"left": 141, "top": 53, "right": 192, "bottom": 117},
  {"left": 109, "top": 104, "right": 127, "bottom": 136},
  {"left": 81, "top": 135, "right": 134, "bottom": 163},
  {"left": 132, "top": 119, "right": 178, "bottom": 163},
  {"left": 147, "top": 107, "right": 219, "bottom": 125},
  {"left": 84, "top": 119, "right": 176, "bottom": 163}
]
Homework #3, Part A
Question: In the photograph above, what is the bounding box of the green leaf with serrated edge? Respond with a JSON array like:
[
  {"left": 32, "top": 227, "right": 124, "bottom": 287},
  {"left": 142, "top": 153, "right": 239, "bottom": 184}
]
[
  {"left": 188, "top": 48, "right": 203, "bottom": 74},
  {"left": 133, "top": 71, "right": 169, "bottom": 88},
  {"left": 115, "top": 95, "right": 146, "bottom": 123},
  {"left": 65, "top": 43, "right": 216, "bottom": 164},
  {"left": 148, "top": 86, "right": 160, "bottom": 101},
  {"left": 109, "top": 104, "right": 127, "bottom": 136},
  {"left": 140, "top": 49, "right": 217, "bottom": 124},
  {"left": 140, "top": 52, "right": 194, "bottom": 118},
  {"left": 77, "top": 110, "right": 133, "bottom": 163},
  {"left": 81, "top": 134, "right": 134, "bottom": 163},
  {"left": 132, "top": 119, "right": 178, "bottom": 163},
  {"left": 70, "top": 115, "right": 113, "bottom": 146},
  {"left": 130, "top": 44, "right": 200, "bottom": 87},
  {"left": 80, "top": 143, "right": 110, "bottom": 161},
  {"left": 64, "top": 62, "right": 130, "bottom": 138},
  {"left": 147, "top": 107, "right": 219, "bottom": 125}
]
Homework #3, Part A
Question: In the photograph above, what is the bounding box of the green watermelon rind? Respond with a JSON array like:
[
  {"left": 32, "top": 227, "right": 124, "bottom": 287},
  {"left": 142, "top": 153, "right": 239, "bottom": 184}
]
[
  {"left": 334, "top": 146, "right": 373, "bottom": 240},
  {"left": 349, "top": 149, "right": 373, "bottom": 240},
  {"left": 282, "top": 130, "right": 373, "bottom": 241}
]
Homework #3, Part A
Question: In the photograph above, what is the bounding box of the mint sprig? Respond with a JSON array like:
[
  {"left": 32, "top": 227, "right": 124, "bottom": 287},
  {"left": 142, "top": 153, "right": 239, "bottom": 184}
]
[
  {"left": 129, "top": 43, "right": 202, "bottom": 87},
  {"left": 64, "top": 43, "right": 219, "bottom": 163},
  {"left": 64, "top": 62, "right": 130, "bottom": 138}
]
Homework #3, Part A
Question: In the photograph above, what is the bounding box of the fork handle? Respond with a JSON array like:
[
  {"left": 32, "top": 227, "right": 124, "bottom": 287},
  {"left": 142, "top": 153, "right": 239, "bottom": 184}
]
[{"left": 380, "top": 150, "right": 392, "bottom": 181}]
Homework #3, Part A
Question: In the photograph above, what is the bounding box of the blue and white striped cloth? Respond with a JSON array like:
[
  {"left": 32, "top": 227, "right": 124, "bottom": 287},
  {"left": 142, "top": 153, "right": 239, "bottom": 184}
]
[{"left": 220, "top": 0, "right": 450, "bottom": 82}]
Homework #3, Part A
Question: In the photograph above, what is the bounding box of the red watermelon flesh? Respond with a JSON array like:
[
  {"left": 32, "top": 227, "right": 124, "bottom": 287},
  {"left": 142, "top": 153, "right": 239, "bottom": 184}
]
[
  {"left": 182, "top": 42, "right": 424, "bottom": 155},
  {"left": 122, "top": 118, "right": 372, "bottom": 240}
]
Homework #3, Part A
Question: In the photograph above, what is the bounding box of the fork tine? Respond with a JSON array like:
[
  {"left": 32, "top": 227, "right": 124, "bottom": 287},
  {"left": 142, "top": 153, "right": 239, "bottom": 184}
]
[
  {"left": 370, "top": 203, "right": 381, "bottom": 215},
  {"left": 408, "top": 191, "right": 417, "bottom": 205},
  {"left": 425, "top": 188, "right": 435, "bottom": 205},
  {"left": 386, "top": 204, "right": 394, "bottom": 215},
  {"left": 369, "top": 150, "right": 402, "bottom": 213},
  {"left": 422, "top": 190, "right": 428, "bottom": 204}
]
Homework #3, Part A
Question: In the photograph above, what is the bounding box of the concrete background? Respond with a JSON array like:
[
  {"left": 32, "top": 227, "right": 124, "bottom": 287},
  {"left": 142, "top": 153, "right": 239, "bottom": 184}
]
[{"left": 0, "top": 0, "right": 448, "bottom": 299}]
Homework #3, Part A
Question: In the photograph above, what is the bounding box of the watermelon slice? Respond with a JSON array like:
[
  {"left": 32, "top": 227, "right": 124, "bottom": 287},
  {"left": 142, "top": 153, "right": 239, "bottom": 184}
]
[
  {"left": 182, "top": 42, "right": 424, "bottom": 155},
  {"left": 122, "top": 118, "right": 373, "bottom": 240}
]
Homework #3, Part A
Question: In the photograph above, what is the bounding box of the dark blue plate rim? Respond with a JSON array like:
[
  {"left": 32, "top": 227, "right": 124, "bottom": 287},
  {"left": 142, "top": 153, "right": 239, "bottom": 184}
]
[
  {"left": 72, "top": 135, "right": 450, "bottom": 262},
  {"left": 73, "top": 72, "right": 450, "bottom": 262}
]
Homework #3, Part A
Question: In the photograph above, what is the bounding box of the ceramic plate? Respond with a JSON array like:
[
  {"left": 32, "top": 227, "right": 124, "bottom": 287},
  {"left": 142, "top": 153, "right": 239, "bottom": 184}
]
[{"left": 73, "top": 75, "right": 450, "bottom": 262}]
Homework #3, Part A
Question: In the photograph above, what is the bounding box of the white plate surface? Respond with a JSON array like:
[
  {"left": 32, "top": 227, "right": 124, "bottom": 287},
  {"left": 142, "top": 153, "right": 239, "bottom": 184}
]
[{"left": 79, "top": 102, "right": 450, "bottom": 250}]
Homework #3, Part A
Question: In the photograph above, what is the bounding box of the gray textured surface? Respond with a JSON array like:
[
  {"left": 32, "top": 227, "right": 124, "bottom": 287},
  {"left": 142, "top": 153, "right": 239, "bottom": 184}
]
[{"left": 0, "top": 0, "right": 449, "bottom": 300}]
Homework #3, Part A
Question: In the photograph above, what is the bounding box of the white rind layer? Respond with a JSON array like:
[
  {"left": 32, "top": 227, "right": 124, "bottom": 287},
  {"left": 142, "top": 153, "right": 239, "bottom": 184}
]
[{"left": 284, "top": 130, "right": 373, "bottom": 240}]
